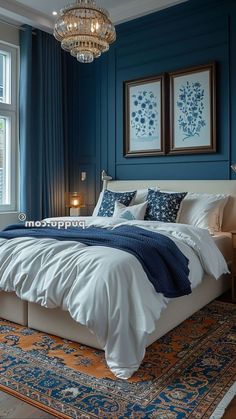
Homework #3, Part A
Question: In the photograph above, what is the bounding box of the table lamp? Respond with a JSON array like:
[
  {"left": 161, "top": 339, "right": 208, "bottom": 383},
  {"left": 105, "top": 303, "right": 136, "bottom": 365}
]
[{"left": 65, "top": 192, "right": 85, "bottom": 216}]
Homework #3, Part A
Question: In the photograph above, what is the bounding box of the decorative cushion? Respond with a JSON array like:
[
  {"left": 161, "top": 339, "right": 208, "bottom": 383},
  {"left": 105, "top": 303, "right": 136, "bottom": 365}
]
[
  {"left": 145, "top": 189, "right": 187, "bottom": 222},
  {"left": 113, "top": 201, "right": 148, "bottom": 220},
  {"left": 92, "top": 188, "right": 158, "bottom": 216},
  {"left": 97, "top": 189, "right": 137, "bottom": 217}
]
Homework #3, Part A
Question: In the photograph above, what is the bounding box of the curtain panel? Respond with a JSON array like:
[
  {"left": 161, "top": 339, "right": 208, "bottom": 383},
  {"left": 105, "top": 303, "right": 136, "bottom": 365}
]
[{"left": 20, "top": 27, "right": 67, "bottom": 220}]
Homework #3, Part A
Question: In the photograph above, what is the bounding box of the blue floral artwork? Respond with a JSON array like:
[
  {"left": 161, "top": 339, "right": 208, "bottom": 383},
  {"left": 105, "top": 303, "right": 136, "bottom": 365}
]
[
  {"left": 126, "top": 78, "right": 163, "bottom": 156},
  {"left": 131, "top": 90, "right": 158, "bottom": 139},
  {"left": 177, "top": 81, "right": 206, "bottom": 140},
  {"left": 171, "top": 66, "right": 215, "bottom": 153}
]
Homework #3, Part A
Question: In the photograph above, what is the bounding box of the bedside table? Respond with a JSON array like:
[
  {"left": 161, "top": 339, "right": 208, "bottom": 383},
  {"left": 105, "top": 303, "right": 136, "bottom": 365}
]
[{"left": 232, "top": 231, "right": 236, "bottom": 302}]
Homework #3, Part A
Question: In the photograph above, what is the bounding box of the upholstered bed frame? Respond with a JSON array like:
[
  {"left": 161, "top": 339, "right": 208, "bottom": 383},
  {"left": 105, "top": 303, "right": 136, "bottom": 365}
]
[{"left": 0, "top": 180, "right": 235, "bottom": 350}]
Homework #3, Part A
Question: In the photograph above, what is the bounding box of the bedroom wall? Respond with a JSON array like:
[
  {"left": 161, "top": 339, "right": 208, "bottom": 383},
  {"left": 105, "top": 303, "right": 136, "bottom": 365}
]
[
  {"left": 66, "top": 0, "right": 236, "bottom": 213},
  {"left": 0, "top": 21, "right": 19, "bottom": 46}
]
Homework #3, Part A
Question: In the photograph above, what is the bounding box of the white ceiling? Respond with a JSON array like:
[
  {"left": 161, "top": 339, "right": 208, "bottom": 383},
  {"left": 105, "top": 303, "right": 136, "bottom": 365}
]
[{"left": 0, "top": 0, "right": 188, "bottom": 33}]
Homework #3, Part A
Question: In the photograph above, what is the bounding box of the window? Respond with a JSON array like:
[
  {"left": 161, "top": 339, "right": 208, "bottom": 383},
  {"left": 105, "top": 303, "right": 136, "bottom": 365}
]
[{"left": 0, "top": 42, "right": 18, "bottom": 211}]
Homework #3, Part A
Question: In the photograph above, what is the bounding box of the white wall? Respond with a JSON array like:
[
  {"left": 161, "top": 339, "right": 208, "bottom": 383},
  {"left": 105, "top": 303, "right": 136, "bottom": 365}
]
[{"left": 0, "top": 21, "right": 19, "bottom": 46}]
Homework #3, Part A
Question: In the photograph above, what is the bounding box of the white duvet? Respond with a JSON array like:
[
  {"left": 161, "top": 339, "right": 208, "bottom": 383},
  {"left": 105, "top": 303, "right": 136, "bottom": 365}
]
[{"left": 0, "top": 217, "right": 229, "bottom": 379}]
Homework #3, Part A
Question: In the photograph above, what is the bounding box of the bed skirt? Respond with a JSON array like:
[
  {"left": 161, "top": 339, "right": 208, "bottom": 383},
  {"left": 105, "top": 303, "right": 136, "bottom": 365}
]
[{"left": 0, "top": 273, "right": 231, "bottom": 349}]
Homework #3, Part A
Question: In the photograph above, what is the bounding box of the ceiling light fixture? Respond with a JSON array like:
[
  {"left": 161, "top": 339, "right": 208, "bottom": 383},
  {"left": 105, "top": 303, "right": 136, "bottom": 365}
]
[
  {"left": 52, "top": 11, "right": 58, "bottom": 16},
  {"left": 53, "top": 0, "right": 116, "bottom": 64}
]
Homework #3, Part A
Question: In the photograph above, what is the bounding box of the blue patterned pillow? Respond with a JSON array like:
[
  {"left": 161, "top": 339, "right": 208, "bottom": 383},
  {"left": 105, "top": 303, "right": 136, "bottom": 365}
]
[
  {"left": 97, "top": 189, "right": 137, "bottom": 217},
  {"left": 145, "top": 189, "right": 187, "bottom": 222}
]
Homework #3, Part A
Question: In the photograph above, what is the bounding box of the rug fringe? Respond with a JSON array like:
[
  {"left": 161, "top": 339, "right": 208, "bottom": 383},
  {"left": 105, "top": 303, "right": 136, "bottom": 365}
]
[{"left": 210, "top": 382, "right": 236, "bottom": 419}]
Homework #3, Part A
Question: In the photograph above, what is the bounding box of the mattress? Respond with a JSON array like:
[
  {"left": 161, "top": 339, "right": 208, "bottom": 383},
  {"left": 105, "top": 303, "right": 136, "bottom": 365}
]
[{"left": 213, "top": 232, "right": 232, "bottom": 264}]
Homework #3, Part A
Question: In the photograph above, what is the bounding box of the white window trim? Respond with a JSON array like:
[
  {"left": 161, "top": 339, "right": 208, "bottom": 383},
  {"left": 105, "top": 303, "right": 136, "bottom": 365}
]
[{"left": 0, "top": 40, "right": 19, "bottom": 213}]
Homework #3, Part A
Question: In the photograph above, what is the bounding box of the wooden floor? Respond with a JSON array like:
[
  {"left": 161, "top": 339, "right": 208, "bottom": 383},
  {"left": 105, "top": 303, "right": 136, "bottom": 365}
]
[
  {"left": 0, "top": 391, "right": 55, "bottom": 418},
  {"left": 0, "top": 390, "right": 235, "bottom": 418}
]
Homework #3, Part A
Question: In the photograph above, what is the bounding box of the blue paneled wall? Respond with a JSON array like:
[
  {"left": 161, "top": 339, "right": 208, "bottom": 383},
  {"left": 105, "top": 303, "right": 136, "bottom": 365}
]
[{"left": 66, "top": 0, "right": 236, "bottom": 212}]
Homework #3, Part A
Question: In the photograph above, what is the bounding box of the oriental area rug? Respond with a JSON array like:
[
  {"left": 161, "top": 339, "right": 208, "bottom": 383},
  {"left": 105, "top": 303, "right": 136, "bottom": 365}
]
[{"left": 0, "top": 300, "right": 235, "bottom": 418}]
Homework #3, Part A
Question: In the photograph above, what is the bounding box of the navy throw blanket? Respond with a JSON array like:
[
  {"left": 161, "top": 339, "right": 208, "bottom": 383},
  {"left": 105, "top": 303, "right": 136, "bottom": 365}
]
[{"left": 0, "top": 224, "right": 191, "bottom": 298}]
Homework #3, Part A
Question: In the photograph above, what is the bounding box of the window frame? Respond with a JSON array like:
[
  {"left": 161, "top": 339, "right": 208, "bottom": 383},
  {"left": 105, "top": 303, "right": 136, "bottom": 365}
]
[{"left": 0, "top": 41, "right": 19, "bottom": 213}]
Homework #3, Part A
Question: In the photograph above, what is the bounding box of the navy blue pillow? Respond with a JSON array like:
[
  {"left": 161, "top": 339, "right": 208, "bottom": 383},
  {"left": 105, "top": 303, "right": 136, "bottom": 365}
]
[
  {"left": 97, "top": 189, "right": 137, "bottom": 217},
  {"left": 145, "top": 189, "right": 187, "bottom": 222}
]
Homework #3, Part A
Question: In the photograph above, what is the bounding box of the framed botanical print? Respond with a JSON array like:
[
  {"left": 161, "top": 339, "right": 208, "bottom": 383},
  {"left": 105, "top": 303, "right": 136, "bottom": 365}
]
[
  {"left": 124, "top": 74, "right": 165, "bottom": 157},
  {"left": 168, "top": 63, "right": 216, "bottom": 154}
]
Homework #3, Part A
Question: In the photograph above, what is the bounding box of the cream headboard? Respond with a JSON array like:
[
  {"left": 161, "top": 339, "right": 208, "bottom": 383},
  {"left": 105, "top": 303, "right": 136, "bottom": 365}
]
[{"left": 106, "top": 179, "right": 236, "bottom": 232}]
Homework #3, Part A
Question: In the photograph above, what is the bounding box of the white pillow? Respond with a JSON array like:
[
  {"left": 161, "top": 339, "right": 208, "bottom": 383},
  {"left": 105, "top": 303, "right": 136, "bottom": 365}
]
[
  {"left": 178, "top": 193, "right": 229, "bottom": 232},
  {"left": 113, "top": 201, "right": 148, "bottom": 220},
  {"left": 92, "top": 188, "right": 157, "bottom": 216},
  {"left": 133, "top": 188, "right": 150, "bottom": 204}
]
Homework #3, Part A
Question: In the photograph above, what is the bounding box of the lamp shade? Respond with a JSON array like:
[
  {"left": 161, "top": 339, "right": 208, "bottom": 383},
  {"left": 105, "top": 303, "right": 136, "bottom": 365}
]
[{"left": 65, "top": 192, "right": 85, "bottom": 208}]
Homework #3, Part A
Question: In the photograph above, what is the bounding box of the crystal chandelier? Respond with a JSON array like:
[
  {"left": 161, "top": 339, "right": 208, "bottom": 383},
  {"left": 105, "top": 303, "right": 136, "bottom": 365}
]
[{"left": 54, "top": 0, "right": 116, "bottom": 64}]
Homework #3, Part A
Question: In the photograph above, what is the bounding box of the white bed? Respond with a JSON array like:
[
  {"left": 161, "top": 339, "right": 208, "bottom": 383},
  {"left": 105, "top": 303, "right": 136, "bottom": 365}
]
[{"left": 0, "top": 179, "right": 235, "bottom": 379}]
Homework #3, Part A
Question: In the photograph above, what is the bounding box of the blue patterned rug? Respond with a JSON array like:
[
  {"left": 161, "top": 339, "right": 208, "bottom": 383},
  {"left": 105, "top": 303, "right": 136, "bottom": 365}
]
[{"left": 0, "top": 300, "right": 236, "bottom": 418}]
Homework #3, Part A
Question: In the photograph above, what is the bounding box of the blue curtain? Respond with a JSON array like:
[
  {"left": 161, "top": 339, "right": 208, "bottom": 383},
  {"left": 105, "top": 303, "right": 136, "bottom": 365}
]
[{"left": 20, "top": 27, "right": 67, "bottom": 220}]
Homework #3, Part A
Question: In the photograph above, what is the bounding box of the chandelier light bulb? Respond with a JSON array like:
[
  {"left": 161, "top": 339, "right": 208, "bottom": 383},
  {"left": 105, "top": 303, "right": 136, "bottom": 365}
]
[{"left": 53, "top": 0, "right": 116, "bottom": 64}]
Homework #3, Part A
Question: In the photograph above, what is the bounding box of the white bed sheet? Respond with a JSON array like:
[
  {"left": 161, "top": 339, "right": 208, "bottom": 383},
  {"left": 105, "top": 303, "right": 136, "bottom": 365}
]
[
  {"left": 0, "top": 217, "right": 229, "bottom": 379},
  {"left": 213, "top": 232, "right": 232, "bottom": 264}
]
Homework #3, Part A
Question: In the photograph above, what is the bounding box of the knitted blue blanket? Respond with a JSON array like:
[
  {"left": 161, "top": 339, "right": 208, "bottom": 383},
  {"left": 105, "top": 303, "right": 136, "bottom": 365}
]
[{"left": 0, "top": 224, "right": 191, "bottom": 298}]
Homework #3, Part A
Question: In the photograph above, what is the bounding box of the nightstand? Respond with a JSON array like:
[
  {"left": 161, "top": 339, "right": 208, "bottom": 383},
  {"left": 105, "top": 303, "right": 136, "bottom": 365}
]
[{"left": 231, "top": 231, "right": 236, "bottom": 302}]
